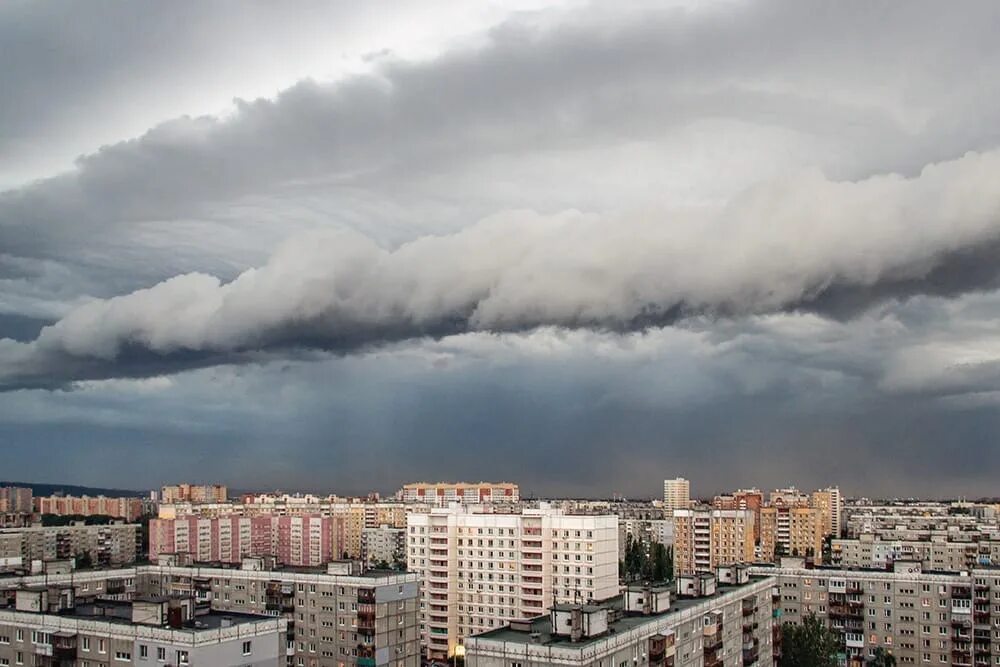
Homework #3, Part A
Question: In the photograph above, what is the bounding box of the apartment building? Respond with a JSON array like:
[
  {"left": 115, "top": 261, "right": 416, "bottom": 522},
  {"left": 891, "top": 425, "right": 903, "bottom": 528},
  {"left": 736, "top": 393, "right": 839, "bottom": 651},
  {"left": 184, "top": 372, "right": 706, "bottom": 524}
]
[
  {"left": 714, "top": 489, "right": 764, "bottom": 543},
  {"left": 0, "top": 588, "right": 285, "bottom": 667},
  {"left": 0, "top": 561, "right": 422, "bottom": 667},
  {"left": 751, "top": 560, "right": 1000, "bottom": 667},
  {"left": 399, "top": 482, "right": 519, "bottom": 505},
  {"left": 663, "top": 478, "right": 691, "bottom": 514},
  {"left": 407, "top": 503, "right": 618, "bottom": 661},
  {"left": 361, "top": 525, "right": 406, "bottom": 567},
  {"left": 673, "top": 509, "right": 755, "bottom": 575},
  {"left": 0, "top": 487, "right": 31, "bottom": 514},
  {"left": 34, "top": 494, "right": 144, "bottom": 521},
  {"left": 161, "top": 483, "right": 229, "bottom": 504},
  {"left": 466, "top": 569, "right": 775, "bottom": 667},
  {"left": 760, "top": 506, "right": 825, "bottom": 562},
  {"left": 149, "top": 515, "right": 334, "bottom": 566},
  {"left": 832, "top": 534, "right": 1000, "bottom": 571},
  {"left": 0, "top": 522, "right": 139, "bottom": 572},
  {"left": 811, "top": 488, "right": 843, "bottom": 537}
]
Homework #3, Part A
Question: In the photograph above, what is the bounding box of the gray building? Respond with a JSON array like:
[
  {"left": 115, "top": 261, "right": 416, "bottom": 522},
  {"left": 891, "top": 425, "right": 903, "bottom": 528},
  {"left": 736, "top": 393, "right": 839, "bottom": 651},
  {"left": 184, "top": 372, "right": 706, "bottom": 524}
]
[
  {"left": 0, "top": 585, "right": 285, "bottom": 666},
  {"left": 0, "top": 522, "right": 139, "bottom": 573},
  {"left": 751, "top": 560, "right": 1000, "bottom": 666},
  {"left": 466, "top": 568, "right": 775, "bottom": 667},
  {"left": 0, "top": 559, "right": 422, "bottom": 667}
]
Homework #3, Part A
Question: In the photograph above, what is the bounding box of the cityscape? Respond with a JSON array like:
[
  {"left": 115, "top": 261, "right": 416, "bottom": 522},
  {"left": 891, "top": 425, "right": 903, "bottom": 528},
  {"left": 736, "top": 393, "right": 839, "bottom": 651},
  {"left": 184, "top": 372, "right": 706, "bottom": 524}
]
[
  {"left": 4, "top": 2, "right": 1000, "bottom": 667},
  {"left": 3, "top": 480, "right": 1000, "bottom": 666}
]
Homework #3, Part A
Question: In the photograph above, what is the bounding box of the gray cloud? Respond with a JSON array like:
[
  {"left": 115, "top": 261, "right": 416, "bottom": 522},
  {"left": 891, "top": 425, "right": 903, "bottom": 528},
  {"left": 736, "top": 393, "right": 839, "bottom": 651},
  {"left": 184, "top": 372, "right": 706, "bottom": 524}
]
[{"left": 3, "top": 148, "right": 1000, "bottom": 389}]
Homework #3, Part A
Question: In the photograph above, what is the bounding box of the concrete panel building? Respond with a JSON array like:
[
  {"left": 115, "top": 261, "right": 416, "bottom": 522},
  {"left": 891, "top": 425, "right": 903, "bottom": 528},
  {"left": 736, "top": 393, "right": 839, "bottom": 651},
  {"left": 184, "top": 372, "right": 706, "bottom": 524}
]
[
  {"left": 407, "top": 503, "right": 618, "bottom": 661},
  {"left": 662, "top": 479, "right": 691, "bottom": 514},
  {"left": 673, "top": 509, "right": 755, "bottom": 575}
]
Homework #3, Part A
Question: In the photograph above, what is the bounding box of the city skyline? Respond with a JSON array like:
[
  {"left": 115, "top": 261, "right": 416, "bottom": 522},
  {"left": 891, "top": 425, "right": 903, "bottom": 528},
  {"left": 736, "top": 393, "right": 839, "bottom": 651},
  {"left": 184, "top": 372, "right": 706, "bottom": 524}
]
[{"left": 4, "top": 2, "right": 1000, "bottom": 496}]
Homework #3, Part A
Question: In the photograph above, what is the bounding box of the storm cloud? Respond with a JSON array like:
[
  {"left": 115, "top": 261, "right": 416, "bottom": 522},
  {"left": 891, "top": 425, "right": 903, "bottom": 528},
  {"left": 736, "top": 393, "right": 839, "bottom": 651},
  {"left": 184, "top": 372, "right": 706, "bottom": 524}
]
[{"left": 4, "top": 1, "right": 1000, "bottom": 494}]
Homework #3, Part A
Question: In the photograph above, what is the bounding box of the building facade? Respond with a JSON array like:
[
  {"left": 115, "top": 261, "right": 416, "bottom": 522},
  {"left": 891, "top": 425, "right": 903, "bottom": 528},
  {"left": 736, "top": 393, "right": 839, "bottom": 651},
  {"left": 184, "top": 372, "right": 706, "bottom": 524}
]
[
  {"left": 361, "top": 525, "right": 406, "bottom": 567},
  {"left": 34, "top": 494, "right": 144, "bottom": 521},
  {"left": 466, "top": 572, "right": 775, "bottom": 667},
  {"left": 751, "top": 560, "right": 1000, "bottom": 666},
  {"left": 398, "top": 483, "right": 519, "bottom": 505},
  {"left": 759, "top": 506, "right": 825, "bottom": 562},
  {"left": 662, "top": 479, "right": 691, "bottom": 514},
  {"left": 161, "top": 484, "right": 229, "bottom": 504},
  {"left": 673, "top": 509, "right": 755, "bottom": 575},
  {"left": 0, "top": 561, "right": 421, "bottom": 667},
  {"left": 150, "top": 515, "right": 334, "bottom": 566},
  {"left": 0, "top": 522, "right": 139, "bottom": 572},
  {"left": 407, "top": 504, "right": 619, "bottom": 661},
  {"left": 0, "top": 487, "right": 32, "bottom": 514},
  {"left": 0, "top": 590, "right": 285, "bottom": 667}
]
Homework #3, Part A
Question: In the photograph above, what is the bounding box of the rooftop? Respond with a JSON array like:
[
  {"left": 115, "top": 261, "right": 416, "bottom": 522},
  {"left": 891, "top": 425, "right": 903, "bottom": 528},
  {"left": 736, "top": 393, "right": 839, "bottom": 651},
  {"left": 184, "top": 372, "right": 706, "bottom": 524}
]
[{"left": 473, "top": 576, "right": 771, "bottom": 649}]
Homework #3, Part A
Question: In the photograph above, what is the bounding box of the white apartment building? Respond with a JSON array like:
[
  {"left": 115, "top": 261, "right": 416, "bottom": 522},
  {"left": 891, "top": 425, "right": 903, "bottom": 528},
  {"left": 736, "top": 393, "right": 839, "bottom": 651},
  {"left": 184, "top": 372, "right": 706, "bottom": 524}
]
[
  {"left": 407, "top": 503, "right": 619, "bottom": 661},
  {"left": 663, "top": 478, "right": 691, "bottom": 514}
]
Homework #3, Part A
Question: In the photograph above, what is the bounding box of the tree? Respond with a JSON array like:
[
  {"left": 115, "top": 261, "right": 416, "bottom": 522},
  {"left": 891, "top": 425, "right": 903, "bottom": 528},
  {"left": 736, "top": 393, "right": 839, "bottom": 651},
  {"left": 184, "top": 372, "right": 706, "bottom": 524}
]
[
  {"left": 650, "top": 542, "right": 671, "bottom": 582},
  {"left": 779, "top": 614, "right": 840, "bottom": 667},
  {"left": 868, "top": 648, "right": 896, "bottom": 667}
]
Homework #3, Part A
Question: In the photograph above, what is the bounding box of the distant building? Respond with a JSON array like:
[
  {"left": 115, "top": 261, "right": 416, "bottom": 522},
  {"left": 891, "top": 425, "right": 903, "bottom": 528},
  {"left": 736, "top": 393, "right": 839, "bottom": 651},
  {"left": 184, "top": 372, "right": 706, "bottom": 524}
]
[
  {"left": 810, "top": 487, "right": 843, "bottom": 537},
  {"left": 0, "top": 522, "right": 139, "bottom": 572},
  {"left": 361, "top": 524, "right": 405, "bottom": 567},
  {"left": 760, "top": 505, "right": 825, "bottom": 561},
  {"left": 160, "top": 484, "right": 228, "bottom": 504},
  {"left": 0, "top": 588, "right": 286, "bottom": 667},
  {"left": 34, "top": 494, "right": 144, "bottom": 521},
  {"left": 0, "top": 486, "right": 32, "bottom": 514},
  {"left": 149, "top": 514, "right": 334, "bottom": 566},
  {"left": 662, "top": 478, "right": 691, "bottom": 513},
  {"left": 673, "top": 509, "right": 755, "bottom": 575},
  {"left": 398, "top": 482, "right": 519, "bottom": 505},
  {"left": 407, "top": 503, "right": 618, "bottom": 661}
]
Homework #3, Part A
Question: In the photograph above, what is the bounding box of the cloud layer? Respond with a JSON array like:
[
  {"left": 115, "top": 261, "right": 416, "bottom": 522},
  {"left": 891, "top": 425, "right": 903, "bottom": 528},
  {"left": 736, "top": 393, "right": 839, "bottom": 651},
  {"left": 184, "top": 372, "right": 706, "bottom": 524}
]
[{"left": 5, "top": 148, "right": 1000, "bottom": 389}]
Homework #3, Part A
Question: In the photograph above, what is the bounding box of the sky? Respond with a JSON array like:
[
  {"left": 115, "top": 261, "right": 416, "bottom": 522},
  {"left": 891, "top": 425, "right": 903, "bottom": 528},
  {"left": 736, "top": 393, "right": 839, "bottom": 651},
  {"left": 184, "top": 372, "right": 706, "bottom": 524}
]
[{"left": 3, "top": 0, "right": 1000, "bottom": 498}]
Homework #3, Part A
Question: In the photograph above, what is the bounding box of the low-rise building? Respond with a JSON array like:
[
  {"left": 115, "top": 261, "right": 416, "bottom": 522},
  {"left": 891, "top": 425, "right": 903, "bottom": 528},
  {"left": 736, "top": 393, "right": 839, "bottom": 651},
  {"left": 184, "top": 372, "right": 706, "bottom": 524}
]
[
  {"left": 399, "top": 482, "right": 519, "bottom": 505},
  {"left": 34, "top": 494, "right": 145, "bottom": 521}
]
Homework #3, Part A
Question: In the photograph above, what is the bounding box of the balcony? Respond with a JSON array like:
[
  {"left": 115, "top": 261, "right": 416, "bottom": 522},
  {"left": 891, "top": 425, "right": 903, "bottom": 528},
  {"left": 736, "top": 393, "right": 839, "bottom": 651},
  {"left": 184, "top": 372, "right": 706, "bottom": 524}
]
[{"left": 358, "top": 588, "right": 376, "bottom": 604}]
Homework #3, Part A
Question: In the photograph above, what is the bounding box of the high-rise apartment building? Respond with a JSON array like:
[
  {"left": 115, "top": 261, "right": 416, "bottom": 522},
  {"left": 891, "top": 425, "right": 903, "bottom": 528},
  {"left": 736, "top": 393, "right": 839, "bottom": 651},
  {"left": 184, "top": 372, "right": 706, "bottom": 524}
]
[
  {"left": 672, "top": 509, "right": 755, "bottom": 575},
  {"left": 759, "top": 506, "right": 825, "bottom": 561},
  {"left": 811, "top": 487, "right": 843, "bottom": 537},
  {"left": 34, "top": 494, "right": 144, "bottom": 521},
  {"left": 0, "top": 487, "right": 32, "bottom": 514},
  {"left": 149, "top": 514, "right": 334, "bottom": 566},
  {"left": 714, "top": 488, "right": 764, "bottom": 544},
  {"left": 407, "top": 503, "right": 619, "bottom": 661},
  {"left": 160, "top": 484, "right": 228, "bottom": 504},
  {"left": 361, "top": 524, "right": 406, "bottom": 567},
  {"left": 662, "top": 478, "right": 691, "bottom": 513},
  {"left": 399, "top": 482, "right": 519, "bottom": 505}
]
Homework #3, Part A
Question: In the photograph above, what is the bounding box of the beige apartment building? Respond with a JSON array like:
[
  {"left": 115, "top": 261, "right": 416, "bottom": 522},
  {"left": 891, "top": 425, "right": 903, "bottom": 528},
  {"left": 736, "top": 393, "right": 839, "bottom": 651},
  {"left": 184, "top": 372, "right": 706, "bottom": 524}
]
[
  {"left": 662, "top": 478, "right": 691, "bottom": 514},
  {"left": 399, "top": 482, "right": 519, "bottom": 505},
  {"left": 811, "top": 487, "right": 843, "bottom": 537},
  {"left": 760, "top": 506, "right": 825, "bottom": 562},
  {"left": 407, "top": 503, "right": 619, "bottom": 661},
  {"left": 161, "top": 484, "right": 228, "bottom": 504},
  {"left": 672, "top": 509, "right": 755, "bottom": 575},
  {"left": 832, "top": 534, "right": 1000, "bottom": 571}
]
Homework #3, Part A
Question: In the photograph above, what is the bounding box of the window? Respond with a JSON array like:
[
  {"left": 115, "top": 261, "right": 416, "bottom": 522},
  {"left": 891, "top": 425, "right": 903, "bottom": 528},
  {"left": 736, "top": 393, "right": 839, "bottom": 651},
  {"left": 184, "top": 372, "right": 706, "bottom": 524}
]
[
  {"left": 98, "top": 639, "right": 106, "bottom": 654},
  {"left": 242, "top": 640, "right": 252, "bottom": 656},
  {"left": 115, "top": 651, "right": 132, "bottom": 661},
  {"left": 139, "top": 645, "right": 148, "bottom": 659},
  {"left": 82, "top": 638, "right": 90, "bottom": 651},
  {"left": 176, "top": 650, "right": 189, "bottom": 665},
  {"left": 157, "top": 647, "right": 166, "bottom": 661}
]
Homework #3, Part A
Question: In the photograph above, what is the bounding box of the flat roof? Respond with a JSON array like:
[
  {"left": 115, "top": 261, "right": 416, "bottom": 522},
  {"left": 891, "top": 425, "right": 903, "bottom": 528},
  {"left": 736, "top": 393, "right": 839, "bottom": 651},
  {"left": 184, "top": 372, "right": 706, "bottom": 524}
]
[{"left": 473, "top": 576, "right": 771, "bottom": 648}]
